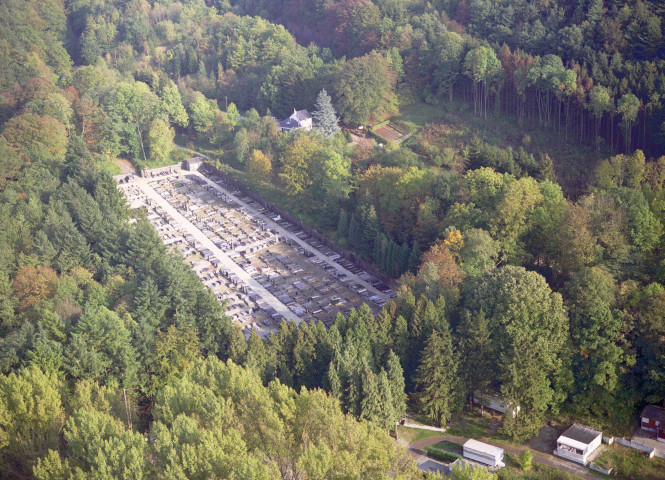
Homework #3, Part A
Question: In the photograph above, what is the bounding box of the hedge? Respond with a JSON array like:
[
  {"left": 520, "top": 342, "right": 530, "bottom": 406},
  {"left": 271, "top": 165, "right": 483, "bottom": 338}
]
[{"left": 425, "top": 446, "right": 463, "bottom": 463}]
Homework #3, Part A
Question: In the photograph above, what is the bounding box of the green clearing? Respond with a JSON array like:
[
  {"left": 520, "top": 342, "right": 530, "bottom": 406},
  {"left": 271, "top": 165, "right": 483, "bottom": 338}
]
[
  {"left": 133, "top": 146, "right": 190, "bottom": 170},
  {"left": 95, "top": 158, "right": 123, "bottom": 176},
  {"left": 431, "top": 440, "right": 463, "bottom": 455},
  {"left": 446, "top": 410, "right": 494, "bottom": 439},
  {"left": 395, "top": 426, "right": 444, "bottom": 444},
  {"left": 394, "top": 102, "right": 445, "bottom": 127},
  {"left": 497, "top": 452, "right": 580, "bottom": 480},
  {"left": 594, "top": 445, "right": 665, "bottom": 479},
  {"left": 393, "top": 100, "right": 609, "bottom": 196}
]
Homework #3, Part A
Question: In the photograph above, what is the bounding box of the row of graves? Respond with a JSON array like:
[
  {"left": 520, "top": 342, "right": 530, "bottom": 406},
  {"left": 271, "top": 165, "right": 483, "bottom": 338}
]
[
  {"left": 135, "top": 171, "right": 394, "bottom": 339},
  {"left": 119, "top": 175, "right": 274, "bottom": 337},
  {"left": 149, "top": 174, "right": 277, "bottom": 336}
]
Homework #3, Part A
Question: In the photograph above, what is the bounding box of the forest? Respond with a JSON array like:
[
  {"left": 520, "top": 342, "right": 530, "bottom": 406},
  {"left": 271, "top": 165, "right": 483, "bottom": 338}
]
[{"left": 1, "top": 0, "right": 665, "bottom": 478}]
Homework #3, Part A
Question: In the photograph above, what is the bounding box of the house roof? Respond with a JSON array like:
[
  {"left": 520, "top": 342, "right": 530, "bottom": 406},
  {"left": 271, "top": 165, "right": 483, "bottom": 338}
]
[
  {"left": 293, "top": 109, "right": 311, "bottom": 121},
  {"left": 558, "top": 424, "right": 602, "bottom": 447},
  {"left": 642, "top": 405, "right": 665, "bottom": 422},
  {"left": 279, "top": 117, "right": 299, "bottom": 129},
  {"left": 186, "top": 157, "right": 203, "bottom": 164},
  {"left": 463, "top": 439, "right": 503, "bottom": 457}
]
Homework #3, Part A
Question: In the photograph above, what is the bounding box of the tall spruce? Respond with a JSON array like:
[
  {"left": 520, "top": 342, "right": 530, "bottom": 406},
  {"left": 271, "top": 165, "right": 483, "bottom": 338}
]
[
  {"left": 415, "top": 327, "right": 461, "bottom": 427},
  {"left": 312, "top": 89, "right": 340, "bottom": 138},
  {"left": 456, "top": 310, "right": 493, "bottom": 405}
]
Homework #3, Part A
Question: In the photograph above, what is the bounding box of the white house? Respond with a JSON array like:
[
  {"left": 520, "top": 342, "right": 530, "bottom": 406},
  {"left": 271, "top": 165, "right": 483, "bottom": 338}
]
[
  {"left": 473, "top": 391, "right": 520, "bottom": 418},
  {"left": 278, "top": 109, "right": 312, "bottom": 132},
  {"left": 554, "top": 424, "right": 602, "bottom": 465},
  {"left": 463, "top": 439, "right": 505, "bottom": 468}
]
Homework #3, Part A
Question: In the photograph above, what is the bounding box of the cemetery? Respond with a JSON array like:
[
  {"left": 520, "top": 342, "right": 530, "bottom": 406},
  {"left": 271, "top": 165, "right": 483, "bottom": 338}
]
[{"left": 117, "top": 165, "right": 393, "bottom": 338}]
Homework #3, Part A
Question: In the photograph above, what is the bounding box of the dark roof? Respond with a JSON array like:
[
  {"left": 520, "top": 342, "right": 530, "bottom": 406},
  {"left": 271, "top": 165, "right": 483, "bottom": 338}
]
[
  {"left": 294, "top": 109, "right": 311, "bottom": 121},
  {"left": 642, "top": 405, "right": 665, "bottom": 422},
  {"left": 560, "top": 424, "right": 602, "bottom": 445},
  {"left": 279, "top": 118, "right": 299, "bottom": 129}
]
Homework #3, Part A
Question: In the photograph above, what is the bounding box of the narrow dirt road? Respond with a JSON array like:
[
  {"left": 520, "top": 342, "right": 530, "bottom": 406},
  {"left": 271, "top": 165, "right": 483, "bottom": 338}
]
[{"left": 114, "top": 158, "right": 137, "bottom": 174}]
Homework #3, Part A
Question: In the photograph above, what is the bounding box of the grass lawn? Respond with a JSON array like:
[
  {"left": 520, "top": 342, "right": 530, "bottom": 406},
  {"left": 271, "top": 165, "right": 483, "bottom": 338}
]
[
  {"left": 95, "top": 158, "right": 123, "bottom": 176},
  {"left": 431, "top": 440, "right": 463, "bottom": 455},
  {"left": 498, "top": 452, "right": 580, "bottom": 480},
  {"left": 594, "top": 445, "right": 665, "bottom": 479},
  {"left": 446, "top": 410, "right": 494, "bottom": 439},
  {"left": 134, "top": 146, "right": 190, "bottom": 170},
  {"left": 396, "top": 426, "right": 444, "bottom": 444},
  {"left": 394, "top": 102, "right": 445, "bottom": 127}
]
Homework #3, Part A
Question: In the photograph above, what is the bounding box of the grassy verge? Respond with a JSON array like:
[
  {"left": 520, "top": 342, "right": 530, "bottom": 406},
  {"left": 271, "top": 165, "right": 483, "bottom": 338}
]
[
  {"left": 498, "top": 452, "right": 580, "bottom": 480},
  {"left": 396, "top": 426, "right": 444, "bottom": 444},
  {"left": 431, "top": 440, "right": 463, "bottom": 455},
  {"left": 594, "top": 445, "right": 665, "bottom": 479},
  {"left": 425, "top": 445, "right": 462, "bottom": 463},
  {"left": 95, "top": 157, "right": 123, "bottom": 176}
]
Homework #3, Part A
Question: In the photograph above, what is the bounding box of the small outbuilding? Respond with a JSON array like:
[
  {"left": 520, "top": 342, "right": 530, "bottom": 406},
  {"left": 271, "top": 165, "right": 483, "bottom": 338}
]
[
  {"left": 184, "top": 157, "right": 203, "bottom": 171},
  {"left": 473, "top": 390, "right": 520, "bottom": 418},
  {"left": 462, "top": 439, "right": 505, "bottom": 468},
  {"left": 554, "top": 424, "right": 602, "bottom": 465},
  {"left": 640, "top": 405, "right": 665, "bottom": 443}
]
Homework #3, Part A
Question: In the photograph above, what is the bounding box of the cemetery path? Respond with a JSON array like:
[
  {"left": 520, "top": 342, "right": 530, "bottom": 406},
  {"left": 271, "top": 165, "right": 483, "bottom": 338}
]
[
  {"left": 136, "top": 175, "right": 301, "bottom": 324},
  {"left": 193, "top": 172, "right": 391, "bottom": 303}
]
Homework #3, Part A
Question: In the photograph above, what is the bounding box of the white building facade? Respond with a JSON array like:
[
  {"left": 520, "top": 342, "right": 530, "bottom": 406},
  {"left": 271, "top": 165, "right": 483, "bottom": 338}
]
[
  {"left": 463, "top": 439, "right": 505, "bottom": 468},
  {"left": 554, "top": 424, "right": 602, "bottom": 465}
]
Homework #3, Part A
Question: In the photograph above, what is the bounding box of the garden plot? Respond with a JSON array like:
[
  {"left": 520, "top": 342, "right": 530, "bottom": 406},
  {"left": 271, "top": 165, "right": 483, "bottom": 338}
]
[{"left": 373, "top": 122, "right": 410, "bottom": 142}]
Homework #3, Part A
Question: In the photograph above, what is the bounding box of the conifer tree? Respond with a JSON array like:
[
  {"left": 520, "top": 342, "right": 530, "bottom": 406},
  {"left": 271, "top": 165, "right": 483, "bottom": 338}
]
[
  {"left": 377, "top": 369, "right": 396, "bottom": 429},
  {"left": 360, "top": 361, "right": 382, "bottom": 423},
  {"left": 390, "top": 315, "right": 409, "bottom": 361},
  {"left": 312, "top": 89, "right": 340, "bottom": 138},
  {"left": 415, "top": 327, "right": 461, "bottom": 427},
  {"left": 399, "top": 241, "right": 410, "bottom": 274},
  {"left": 347, "top": 214, "right": 358, "bottom": 247},
  {"left": 456, "top": 310, "right": 493, "bottom": 405},
  {"left": 337, "top": 209, "right": 349, "bottom": 239},
  {"left": 408, "top": 241, "right": 421, "bottom": 272},
  {"left": 386, "top": 350, "right": 407, "bottom": 421}
]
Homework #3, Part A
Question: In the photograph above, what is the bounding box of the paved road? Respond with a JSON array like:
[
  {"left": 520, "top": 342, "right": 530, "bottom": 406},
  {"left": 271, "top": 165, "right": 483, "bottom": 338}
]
[
  {"left": 406, "top": 435, "right": 598, "bottom": 479},
  {"left": 194, "top": 172, "right": 391, "bottom": 303},
  {"left": 134, "top": 175, "right": 301, "bottom": 324}
]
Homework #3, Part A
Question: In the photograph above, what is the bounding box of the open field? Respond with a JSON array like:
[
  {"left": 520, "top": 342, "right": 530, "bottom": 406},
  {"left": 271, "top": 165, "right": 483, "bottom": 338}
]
[{"left": 393, "top": 100, "right": 609, "bottom": 197}]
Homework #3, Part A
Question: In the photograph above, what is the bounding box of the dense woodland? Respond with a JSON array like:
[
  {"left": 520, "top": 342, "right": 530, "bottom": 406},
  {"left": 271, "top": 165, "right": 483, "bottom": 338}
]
[{"left": 1, "top": 0, "right": 665, "bottom": 479}]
